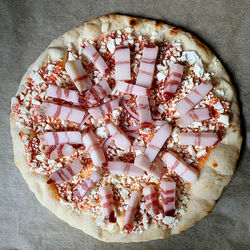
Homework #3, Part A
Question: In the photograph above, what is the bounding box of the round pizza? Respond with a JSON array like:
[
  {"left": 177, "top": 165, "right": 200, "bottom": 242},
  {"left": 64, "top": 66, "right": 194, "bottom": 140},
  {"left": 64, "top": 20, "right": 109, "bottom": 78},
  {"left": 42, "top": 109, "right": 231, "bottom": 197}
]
[{"left": 10, "top": 14, "right": 242, "bottom": 242}]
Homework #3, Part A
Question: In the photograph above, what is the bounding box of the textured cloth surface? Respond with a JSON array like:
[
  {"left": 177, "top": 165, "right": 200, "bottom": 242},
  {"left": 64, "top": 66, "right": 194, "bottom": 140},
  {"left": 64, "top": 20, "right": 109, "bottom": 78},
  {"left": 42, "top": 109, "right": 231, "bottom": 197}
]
[{"left": 1, "top": 0, "right": 250, "bottom": 249}]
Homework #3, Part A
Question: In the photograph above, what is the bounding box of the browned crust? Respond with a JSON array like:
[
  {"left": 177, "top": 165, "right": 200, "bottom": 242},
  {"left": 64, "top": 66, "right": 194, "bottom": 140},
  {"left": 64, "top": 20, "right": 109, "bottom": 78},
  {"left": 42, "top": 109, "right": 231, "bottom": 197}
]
[{"left": 10, "top": 14, "right": 242, "bottom": 242}]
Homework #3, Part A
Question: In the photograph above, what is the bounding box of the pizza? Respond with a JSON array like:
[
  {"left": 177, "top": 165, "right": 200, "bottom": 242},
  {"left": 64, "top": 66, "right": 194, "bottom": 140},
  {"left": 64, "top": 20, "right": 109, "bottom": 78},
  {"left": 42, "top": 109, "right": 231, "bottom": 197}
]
[{"left": 10, "top": 14, "right": 242, "bottom": 242}]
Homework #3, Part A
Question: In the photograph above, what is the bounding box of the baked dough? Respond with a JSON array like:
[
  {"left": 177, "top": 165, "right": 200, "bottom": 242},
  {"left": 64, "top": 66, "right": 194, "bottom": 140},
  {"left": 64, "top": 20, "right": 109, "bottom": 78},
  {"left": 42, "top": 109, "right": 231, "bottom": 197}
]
[{"left": 10, "top": 14, "right": 242, "bottom": 242}]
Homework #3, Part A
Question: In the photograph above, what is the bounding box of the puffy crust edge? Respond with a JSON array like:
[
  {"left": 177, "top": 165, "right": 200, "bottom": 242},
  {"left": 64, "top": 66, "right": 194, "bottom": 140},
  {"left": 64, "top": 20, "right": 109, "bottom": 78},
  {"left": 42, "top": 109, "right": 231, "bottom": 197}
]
[{"left": 10, "top": 14, "right": 242, "bottom": 242}]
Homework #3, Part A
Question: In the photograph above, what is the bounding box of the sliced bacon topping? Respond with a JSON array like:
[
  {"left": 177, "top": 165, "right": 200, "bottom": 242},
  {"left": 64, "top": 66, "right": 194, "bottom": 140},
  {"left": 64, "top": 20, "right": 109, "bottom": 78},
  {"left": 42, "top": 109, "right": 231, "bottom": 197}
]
[
  {"left": 143, "top": 185, "right": 159, "bottom": 216},
  {"left": 164, "top": 64, "right": 184, "bottom": 99},
  {"left": 123, "top": 191, "right": 140, "bottom": 232},
  {"left": 73, "top": 171, "right": 101, "bottom": 199},
  {"left": 114, "top": 81, "right": 148, "bottom": 96},
  {"left": 161, "top": 150, "right": 198, "bottom": 183},
  {"left": 43, "top": 144, "right": 76, "bottom": 160},
  {"left": 99, "top": 186, "right": 117, "bottom": 223},
  {"left": 179, "top": 132, "right": 219, "bottom": 146},
  {"left": 40, "top": 101, "right": 85, "bottom": 124},
  {"left": 136, "top": 96, "right": 152, "bottom": 128},
  {"left": 105, "top": 119, "right": 131, "bottom": 150},
  {"left": 84, "top": 80, "right": 111, "bottom": 105},
  {"left": 136, "top": 45, "right": 159, "bottom": 89},
  {"left": 83, "top": 44, "right": 109, "bottom": 76},
  {"left": 115, "top": 46, "right": 131, "bottom": 80},
  {"left": 65, "top": 59, "right": 92, "bottom": 92},
  {"left": 160, "top": 181, "right": 176, "bottom": 216},
  {"left": 103, "top": 162, "right": 144, "bottom": 176},
  {"left": 46, "top": 85, "right": 83, "bottom": 106},
  {"left": 82, "top": 127, "right": 105, "bottom": 167},
  {"left": 176, "top": 108, "right": 212, "bottom": 127},
  {"left": 176, "top": 81, "right": 213, "bottom": 116},
  {"left": 134, "top": 154, "right": 163, "bottom": 179},
  {"left": 144, "top": 123, "right": 172, "bottom": 162},
  {"left": 47, "top": 159, "right": 82, "bottom": 184},
  {"left": 39, "top": 131, "right": 83, "bottom": 145},
  {"left": 88, "top": 99, "right": 120, "bottom": 119}
]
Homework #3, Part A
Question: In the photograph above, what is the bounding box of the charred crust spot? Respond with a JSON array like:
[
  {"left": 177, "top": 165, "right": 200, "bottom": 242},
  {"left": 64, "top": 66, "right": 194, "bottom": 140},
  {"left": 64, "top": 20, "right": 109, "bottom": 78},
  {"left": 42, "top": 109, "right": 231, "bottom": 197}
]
[
  {"left": 169, "top": 27, "right": 181, "bottom": 36},
  {"left": 212, "top": 162, "right": 218, "bottom": 168},
  {"left": 129, "top": 18, "right": 138, "bottom": 27},
  {"left": 155, "top": 20, "right": 163, "bottom": 28}
]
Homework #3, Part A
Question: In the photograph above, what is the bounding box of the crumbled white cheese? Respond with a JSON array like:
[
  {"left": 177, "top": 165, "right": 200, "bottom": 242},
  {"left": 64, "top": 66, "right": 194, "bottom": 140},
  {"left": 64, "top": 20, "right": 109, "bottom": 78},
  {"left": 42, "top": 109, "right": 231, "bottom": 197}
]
[
  {"left": 157, "top": 104, "right": 165, "bottom": 114},
  {"left": 68, "top": 51, "right": 78, "bottom": 61},
  {"left": 96, "top": 126, "right": 108, "bottom": 138},
  {"left": 115, "top": 37, "right": 122, "bottom": 45},
  {"left": 112, "top": 107, "right": 122, "bottom": 119},
  {"left": 162, "top": 216, "right": 175, "bottom": 225},
  {"left": 30, "top": 71, "right": 44, "bottom": 84},
  {"left": 31, "top": 99, "right": 41, "bottom": 105},
  {"left": 212, "top": 101, "right": 224, "bottom": 113},
  {"left": 156, "top": 64, "right": 166, "bottom": 71},
  {"left": 217, "top": 114, "right": 229, "bottom": 126},
  {"left": 193, "top": 59, "right": 204, "bottom": 77},
  {"left": 181, "top": 51, "right": 199, "bottom": 65},
  {"left": 196, "top": 149, "right": 207, "bottom": 158},
  {"left": 156, "top": 72, "right": 167, "bottom": 82},
  {"left": 107, "top": 39, "right": 115, "bottom": 54}
]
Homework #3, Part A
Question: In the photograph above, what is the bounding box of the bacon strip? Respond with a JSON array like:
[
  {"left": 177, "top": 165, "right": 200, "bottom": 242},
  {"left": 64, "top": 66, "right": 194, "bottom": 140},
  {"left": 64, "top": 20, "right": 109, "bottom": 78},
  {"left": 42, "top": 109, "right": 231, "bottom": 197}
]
[
  {"left": 134, "top": 154, "right": 163, "bottom": 179},
  {"left": 160, "top": 181, "right": 176, "bottom": 216},
  {"left": 84, "top": 80, "right": 111, "bottom": 105},
  {"left": 40, "top": 101, "right": 85, "bottom": 123},
  {"left": 136, "top": 96, "right": 152, "bottom": 128},
  {"left": 47, "top": 159, "right": 82, "bottom": 184},
  {"left": 99, "top": 186, "right": 117, "bottom": 223},
  {"left": 88, "top": 99, "right": 120, "bottom": 119},
  {"left": 164, "top": 64, "right": 184, "bottom": 99},
  {"left": 114, "top": 81, "right": 148, "bottom": 96},
  {"left": 82, "top": 128, "right": 105, "bottom": 167},
  {"left": 176, "top": 108, "right": 212, "bottom": 127},
  {"left": 143, "top": 185, "right": 159, "bottom": 216},
  {"left": 103, "top": 162, "right": 144, "bottom": 176},
  {"left": 73, "top": 171, "right": 101, "bottom": 199},
  {"left": 123, "top": 191, "right": 140, "bottom": 232},
  {"left": 39, "top": 131, "right": 83, "bottom": 145},
  {"left": 161, "top": 150, "right": 198, "bottom": 183},
  {"left": 176, "top": 81, "right": 213, "bottom": 116},
  {"left": 136, "top": 45, "right": 159, "bottom": 89},
  {"left": 83, "top": 44, "right": 109, "bottom": 76},
  {"left": 65, "top": 60, "right": 92, "bottom": 92},
  {"left": 144, "top": 123, "right": 172, "bottom": 162},
  {"left": 115, "top": 46, "right": 131, "bottom": 80},
  {"left": 179, "top": 132, "right": 219, "bottom": 146},
  {"left": 43, "top": 144, "right": 76, "bottom": 160},
  {"left": 46, "top": 85, "right": 83, "bottom": 106},
  {"left": 105, "top": 119, "right": 131, "bottom": 150}
]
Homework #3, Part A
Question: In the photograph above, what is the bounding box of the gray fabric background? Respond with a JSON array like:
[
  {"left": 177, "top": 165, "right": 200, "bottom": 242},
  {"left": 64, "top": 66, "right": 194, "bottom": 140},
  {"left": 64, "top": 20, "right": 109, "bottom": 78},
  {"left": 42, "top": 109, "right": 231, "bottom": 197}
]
[{"left": 1, "top": 0, "right": 250, "bottom": 249}]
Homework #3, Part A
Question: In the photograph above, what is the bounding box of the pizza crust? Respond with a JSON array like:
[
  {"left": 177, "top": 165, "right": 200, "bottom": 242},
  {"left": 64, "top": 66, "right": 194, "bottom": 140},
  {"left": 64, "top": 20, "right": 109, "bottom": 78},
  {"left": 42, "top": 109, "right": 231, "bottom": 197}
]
[{"left": 10, "top": 14, "right": 242, "bottom": 242}]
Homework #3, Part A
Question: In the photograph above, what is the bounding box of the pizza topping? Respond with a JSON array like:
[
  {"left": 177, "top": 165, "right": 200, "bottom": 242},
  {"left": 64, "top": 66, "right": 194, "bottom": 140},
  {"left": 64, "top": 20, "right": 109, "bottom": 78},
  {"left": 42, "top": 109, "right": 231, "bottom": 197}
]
[
  {"left": 136, "top": 45, "right": 159, "bottom": 88},
  {"left": 105, "top": 119, "right": 131, "bottom": 150},
  {"left": 176, "top": 108, "right": 212, "bottom": 127},
  {"left": 82, "top": 127, "right": 105, "bottom": 167},
  {"left": 39, "top": 101, "right": 86, "bottom": 124},
  {"left": 144, "top": 123, "right": 172, "bottom": 162},
  {"left": 176, "top": 81, "right": 213, "bottom": 116},
  {"left": 46, "top": 85, "right": 83, "bottom": 106},
  {"left": 83, "top": 79, "right": 111, "bottom": 105},
  {"left": 160, "top": 181, "right": 176, "bottom": 216},
  {"left": 83, "top": 44, "right": 109, "bottom": 76},
  {"left": 143, "top": 185, "right": 159, "bottom": 216},
  {"left": 136, "top": 96, "right": 152, "bottom": 128},
  {"left": 164, "top": 63, "right": 184, "bottom": 100},
  {"left": 43, "top": 144, "right": 76, "bottom": 160},
  {"left": 47, "top": 159, "right": 83, "bottom": 184},
  {"left": 161, "top": 150, "right": 198, "bottom": 183},
  {"left": 73, "top": 171, "right": 102, "bottom": 199},
  {"left": 103, "top": 161, "right": 144, "bottom": 176},
  {"left": 114, "top": 81, "right": 148, "bottom": 96},
  {"left": 39, "top": 131, "right": 83, "bottom": 145},
  {"left": 115, "top": 46, "right": 131, "bottom": 80},
  {"left": 99, "top": 186, "right": 117, "bottom": 223},
  {"left": 65, "top": 59, "right": 92, "bottom": 92},
  {"left": 88, "top": 99, "right": 120, "bottom": 119},
  {"left": 123, "top": 191, "right": 140, "bottom": 232},
  {"left": 179, "top": 132, "right": 219, "bottom": 146}
]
